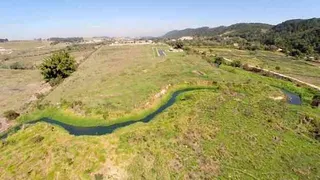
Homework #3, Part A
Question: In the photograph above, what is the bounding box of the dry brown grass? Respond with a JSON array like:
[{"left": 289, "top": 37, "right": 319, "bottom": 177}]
[{"left": 0, "top": 69, "right": 43, "bottom": 115}]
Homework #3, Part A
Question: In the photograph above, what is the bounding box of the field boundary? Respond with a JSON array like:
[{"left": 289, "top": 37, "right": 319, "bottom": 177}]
[{"left": 223, "top": 57, "right": 320, "bottom": 91}]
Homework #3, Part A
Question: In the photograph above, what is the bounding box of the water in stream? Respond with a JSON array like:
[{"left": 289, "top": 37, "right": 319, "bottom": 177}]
[
  {"left": 0, "top": 88, "right": 302, "bottom": 139},
  {"left": 1, "top": 88, "right": 209, "bottom": 138}
]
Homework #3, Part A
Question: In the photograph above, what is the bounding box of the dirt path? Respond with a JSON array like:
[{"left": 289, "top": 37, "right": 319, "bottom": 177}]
[{"left": 223, "top": 58, "right": 320, "bottom": 91}]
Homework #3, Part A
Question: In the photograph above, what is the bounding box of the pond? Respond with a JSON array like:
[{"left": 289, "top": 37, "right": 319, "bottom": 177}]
[{"left": 281, "top": 89, "right": 302, "bottom": 105}]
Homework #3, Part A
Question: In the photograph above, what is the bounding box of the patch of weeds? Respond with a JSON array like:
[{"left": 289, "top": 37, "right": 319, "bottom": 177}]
[
  {"left": 3, "top": 110, "right": 20, "bottom": 121},
  {"left": 94, "top": 174, "right": 104, "bottom": 180},
  {"left": 60, "top": 99, "right": 72, "bottom": 108},
  {"left": 311, "top": 95, "right": 320, "bottom": 108},
  {"left": 71, "top": 100, "right": 83, "bottom": 108},
  {"left": 31, "top": 135, "right": 45, "bottom": 143},
  {"left": 300, "top": 115, "right": 320, "bottom": 141},
  {"left": 36, "top": 101, "right": 51, "bottom": 110},
  {"left": 102, "top": 111, "right": 109, "bottom": 120},
  {"left": 230, "top": 60, "right": 242, "bottom": 68},
  {"left": 35, "top": 93, "right": 45, "bottom": 100}
]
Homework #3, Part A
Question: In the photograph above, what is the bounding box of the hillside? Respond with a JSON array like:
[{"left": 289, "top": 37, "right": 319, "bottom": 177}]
[
  {"left": 164, "top": 18, "right": 320, "bottom": 57},
  {"left": 263, "top": 18, "right": 320, "bottom": 56},
  {"left": 163, "top": 23, "right": 272, "bottom": 40}
]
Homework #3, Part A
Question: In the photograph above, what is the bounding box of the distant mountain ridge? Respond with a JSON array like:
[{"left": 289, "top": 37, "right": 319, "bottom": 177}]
[{"left": 162, "top": 23, "right": 273, "bottom": 39}]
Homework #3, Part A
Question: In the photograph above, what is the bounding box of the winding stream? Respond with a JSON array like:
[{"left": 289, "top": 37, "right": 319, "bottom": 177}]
[
  {"left": 0, "top": 88, "right": 211, "bottom": 139},
  {"left": 0, "top": 88, "right": 302, "bottom": 139}
]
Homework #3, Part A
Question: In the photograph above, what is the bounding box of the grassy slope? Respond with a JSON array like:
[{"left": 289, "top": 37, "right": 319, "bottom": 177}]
[
  {"left": 1, "top": 45, "right": 320, "bottom": 179},
  {"left": 43, "top": 45, "right": 226, "bottom": 121}
]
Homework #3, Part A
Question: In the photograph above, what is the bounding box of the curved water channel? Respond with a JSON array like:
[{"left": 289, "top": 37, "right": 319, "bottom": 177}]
[
  {"left": 0, "top": 88, "right": 301, "bottom": 139},
  {"left": 1, "top": 88, "right": 211, "bottom": 139}
]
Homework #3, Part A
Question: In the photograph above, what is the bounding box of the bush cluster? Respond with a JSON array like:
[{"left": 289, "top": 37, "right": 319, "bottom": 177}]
[{"left": 3, "top": 110, "right": 20, "bottom": 120}]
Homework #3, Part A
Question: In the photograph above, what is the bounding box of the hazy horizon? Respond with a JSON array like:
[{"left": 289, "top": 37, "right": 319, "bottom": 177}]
[{"left": 1, "top": 0, "right": 319, "bottom": 40}]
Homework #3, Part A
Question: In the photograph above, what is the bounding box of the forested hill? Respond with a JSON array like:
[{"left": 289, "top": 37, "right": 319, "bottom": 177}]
[
  {"left": 263, "top": 18, "right": 320, "bottom": 56},
  {"left": 162, "top": 23, "right": 272, "bottom": 40},
  {"left": 163, "top": 18, "right": 320, "bottom": 57}
]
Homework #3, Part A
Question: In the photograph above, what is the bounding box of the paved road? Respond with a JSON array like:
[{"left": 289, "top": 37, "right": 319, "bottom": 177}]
[{"left": 158, "top": 49, "right": 166, "bottom": 57}]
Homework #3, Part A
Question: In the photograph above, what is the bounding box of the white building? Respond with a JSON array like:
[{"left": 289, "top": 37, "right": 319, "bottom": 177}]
[{"left": 179, "top": 36, "right": 194, "bottom": 41}]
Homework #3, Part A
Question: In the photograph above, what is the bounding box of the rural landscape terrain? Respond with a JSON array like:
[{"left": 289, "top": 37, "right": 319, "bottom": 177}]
[{"left": 1, "top": 17, "right": 320, "bottom": 179}]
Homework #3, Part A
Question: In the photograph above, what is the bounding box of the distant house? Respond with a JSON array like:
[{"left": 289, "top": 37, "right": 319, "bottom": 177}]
[{"left": 179, "top": 36, "right": 193, "bottom": 41}]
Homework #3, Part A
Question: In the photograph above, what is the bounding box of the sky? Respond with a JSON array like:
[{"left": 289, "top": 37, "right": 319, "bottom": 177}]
[{"left": 0, "top": 0, "right": 319, "bottom": 40}]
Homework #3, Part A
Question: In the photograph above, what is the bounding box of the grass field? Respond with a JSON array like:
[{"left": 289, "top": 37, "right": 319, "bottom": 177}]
[
  {"left": 195, "top": 47, "right": 320, "bottom": 86},
  {"left": 1, "top": 44, "right": 320, "bottom": 179}
]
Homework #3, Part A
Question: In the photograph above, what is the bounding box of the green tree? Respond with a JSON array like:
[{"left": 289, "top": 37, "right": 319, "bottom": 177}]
[
  {"left": 39, "top": 51, "right": 76, "bottom": 82},
  {"left": 230, "top": 60, "right": 242, "bottom": 67},
  {"left": 214, "top": 57, "right": 224, "bottom": 65},
  {"left": 173, "top": 41, "right": 184, "bottom": 49}
]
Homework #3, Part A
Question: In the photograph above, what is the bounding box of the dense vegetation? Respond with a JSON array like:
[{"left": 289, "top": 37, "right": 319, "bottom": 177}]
[
  {"left": 163, "top": 23, "right": 272, "bottom": 40},
  {"left": 163, "top": 18, "right": 320, "bottom": 58},
  {"left": 39, "top": 51, "right": 77, "bottom": 86},
  {"left": 48, "top": 37, "right": 83, "bottom": 43},
  {"left": 263, "top": 18, "right": 320, "bottom": 57}
]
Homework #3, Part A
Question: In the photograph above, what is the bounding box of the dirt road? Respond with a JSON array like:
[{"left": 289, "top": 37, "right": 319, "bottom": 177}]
[{"left": 223, "top": 58, "right": 320, "bottom": 91}]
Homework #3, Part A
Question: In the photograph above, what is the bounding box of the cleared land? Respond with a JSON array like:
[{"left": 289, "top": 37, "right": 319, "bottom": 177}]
[{"left": 1, "top": 45, "right": 320, "bottom": 179}]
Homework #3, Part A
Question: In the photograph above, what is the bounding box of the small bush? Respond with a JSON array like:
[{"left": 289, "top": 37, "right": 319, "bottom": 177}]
[
  {"left": 230, "top": 60, "right": 242, "bottom": 67},
  {"left": 71, "top": 100, "right": 83, "bottom": 108},
  {"left": 3, "top": 110, "right": 20, "bottom": 120},
  {"left": 102, "top": 111, "right": 109, "bottom": 120},
  {"left": 275, "top": 66, "right": 281, "bottom": 70},
  {"left": 183, "top": 47, "right": 191, "bottom": 52},
  {"left": 35, "top": 101, "right": 50, "bottom": 110},
  {"left": 311, "top": 95, "right": 320, "bottom": 108},
  {"left": 214, "top": 57, "right": 225, "bottom": 66}
]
